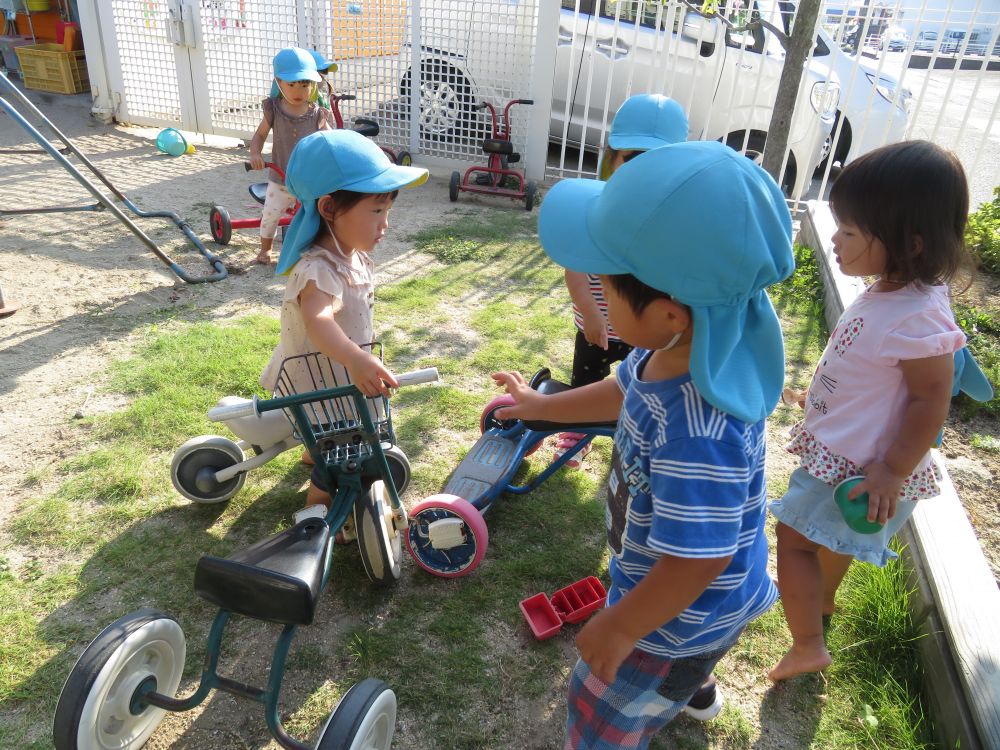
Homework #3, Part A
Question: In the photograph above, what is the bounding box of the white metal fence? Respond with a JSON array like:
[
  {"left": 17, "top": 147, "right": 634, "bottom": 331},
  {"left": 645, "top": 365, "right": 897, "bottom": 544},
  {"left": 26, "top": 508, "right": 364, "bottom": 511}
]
[{"left": 75, "top": 0, "right": 1000, "bottom": 206}]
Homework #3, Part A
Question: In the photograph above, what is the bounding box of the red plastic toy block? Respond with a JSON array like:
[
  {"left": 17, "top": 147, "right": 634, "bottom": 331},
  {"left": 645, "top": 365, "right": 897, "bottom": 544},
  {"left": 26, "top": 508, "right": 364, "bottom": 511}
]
[{"left": 519, "top": 576, "right": 607, "bottom": 640}]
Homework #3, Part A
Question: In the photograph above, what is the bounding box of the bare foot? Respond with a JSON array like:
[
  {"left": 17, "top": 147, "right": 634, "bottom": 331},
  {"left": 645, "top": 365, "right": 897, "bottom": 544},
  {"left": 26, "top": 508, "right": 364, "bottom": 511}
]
[
  {"left": 768, "top": 641, "right": 832, "bottom": 681},
  {"left": 301, "top": 448, "right": 315, "bottom": 466},
  {"left": 255, "top": 250, "right": 274, "bottom": 264}
]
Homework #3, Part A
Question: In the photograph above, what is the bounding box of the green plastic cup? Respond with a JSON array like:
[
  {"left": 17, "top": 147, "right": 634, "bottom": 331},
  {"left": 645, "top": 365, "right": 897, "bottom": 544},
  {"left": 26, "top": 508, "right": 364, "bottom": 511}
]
[{"left": 833, "top": 476, "right": 884, "bottom": 535}]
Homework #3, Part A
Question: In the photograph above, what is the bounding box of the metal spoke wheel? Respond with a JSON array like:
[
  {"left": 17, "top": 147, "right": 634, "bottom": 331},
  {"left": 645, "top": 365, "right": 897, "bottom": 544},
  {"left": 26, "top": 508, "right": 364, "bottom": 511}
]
[
  {"left": 53, "top": 609, "right": 185, "bottom": 750},
  {"left": 171, "top": 435, "right": 245, "bottom": 503},
  {"left": 208, "top": 205, "right": 232, "bottom": 245},
  {"left": 315, "top": 678, "right": 396, "bottom": 750},
  {"left": 355, "top": 480, "right": 403, "bottom": 585}
]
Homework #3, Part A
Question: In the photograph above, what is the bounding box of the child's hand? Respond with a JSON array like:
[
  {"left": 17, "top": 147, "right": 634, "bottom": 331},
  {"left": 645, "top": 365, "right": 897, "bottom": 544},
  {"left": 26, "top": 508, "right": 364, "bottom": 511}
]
[
  {"left": 581, "top": 310, "right": 609, "bottom": 350},
  {"left": 490, "top": 371, "right": 544, "bottom": 420},
  {"left": 851, "top": 462, "right": 905, "bottom": 524},
  {"left": 249, "top": 153, "right": 266, "bottom": 171},
  {"left": 781, "top": 387, "right": 806, "bottom": 409},
  {"left": 575, "top": 607, "right": 636, "bottom": 684},
  {"left": 347, "top": 350, "right": 399, "bottom": 398}
]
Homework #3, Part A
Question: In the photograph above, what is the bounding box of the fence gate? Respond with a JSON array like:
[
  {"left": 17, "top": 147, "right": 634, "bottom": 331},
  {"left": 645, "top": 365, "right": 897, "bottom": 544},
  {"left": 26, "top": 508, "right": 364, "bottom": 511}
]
[{"left": 85, "top": 0, "right": 551, "bottom": 174}]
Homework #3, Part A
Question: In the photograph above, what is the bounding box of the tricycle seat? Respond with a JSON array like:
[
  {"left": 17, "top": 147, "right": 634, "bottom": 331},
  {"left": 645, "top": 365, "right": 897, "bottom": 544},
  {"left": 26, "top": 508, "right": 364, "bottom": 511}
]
[
  {"left": 194, "top": 519, "right": 331, "bottom": 626},
  {"left": 482, "top": 138, "right": 514, "bottom": 156},
  {"left": 522, "top": 371, "right": 618, "bottom": 433},
  {"left": 248, "top": 181, "right": 267, "bottom": 205},
  {"left": 353, "top": 117, "right": 380, "bottom": 138}
]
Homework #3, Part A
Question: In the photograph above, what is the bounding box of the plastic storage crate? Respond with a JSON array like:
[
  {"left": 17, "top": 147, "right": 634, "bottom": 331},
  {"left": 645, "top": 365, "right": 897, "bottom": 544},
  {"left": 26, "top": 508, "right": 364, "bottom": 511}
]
[{"left": 14, "top": 44, "right": 89, "bottom": 94}]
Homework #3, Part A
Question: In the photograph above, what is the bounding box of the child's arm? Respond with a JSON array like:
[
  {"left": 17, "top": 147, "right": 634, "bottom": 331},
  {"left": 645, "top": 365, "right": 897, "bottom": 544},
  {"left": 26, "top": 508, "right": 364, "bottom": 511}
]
[
  {"left": 853, "top": 352, "right": 954, "bottom": 524},
  {"left": 491, "top": 370, "right": 623, "bottom": 424},
  {"left": 565, "top": 271, "right": 609, "bottom": 350},
  {"left": 299, "top": 281, "right": 399, "bottom": 397},
  {"left": 248, "top": 117, "right": 271, "bottom": 171},
  {"left": 577, "top": 553, "right": 732, "bottom": 683}
]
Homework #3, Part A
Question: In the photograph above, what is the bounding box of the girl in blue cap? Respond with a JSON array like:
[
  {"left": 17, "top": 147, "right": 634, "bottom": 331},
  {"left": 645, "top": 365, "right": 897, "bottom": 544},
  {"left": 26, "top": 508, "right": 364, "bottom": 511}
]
[
  {"left": 768, "top": 140, "right": 972, "bottom": 681},
  {"left": 249, "top": 47, "right": 336, "bottom": 264},
  {"left": 260, "top": 129, "right": 428, "bottom": 519},
  {"left": 556, "top": 95, "right": 688, "bottom": 470},
  {"left": 268, "top": 49, "right": 338, "bottom": 112}
]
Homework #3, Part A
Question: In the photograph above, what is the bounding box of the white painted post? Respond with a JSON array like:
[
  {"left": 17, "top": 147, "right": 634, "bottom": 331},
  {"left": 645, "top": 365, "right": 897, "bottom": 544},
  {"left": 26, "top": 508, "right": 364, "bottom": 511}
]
[
  {"left": 76, "top": 0, "right": 114, "bottom": 122},
  {"left": 525, "top": 1, "right": 558, "bottom": 182}
]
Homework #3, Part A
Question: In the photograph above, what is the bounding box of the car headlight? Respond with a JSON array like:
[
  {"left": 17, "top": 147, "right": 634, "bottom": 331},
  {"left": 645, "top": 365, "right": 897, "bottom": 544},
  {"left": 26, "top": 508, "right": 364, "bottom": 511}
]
[
  {"left": 809, "top": 81, "right": 840, "bottom": 119},
  {"left": 865, "top": 71, "right": 912, "bottom": 113}
]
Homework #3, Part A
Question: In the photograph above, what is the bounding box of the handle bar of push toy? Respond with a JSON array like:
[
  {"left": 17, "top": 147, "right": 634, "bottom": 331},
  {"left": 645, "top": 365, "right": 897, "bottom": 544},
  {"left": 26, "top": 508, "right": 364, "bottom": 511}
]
[
  {"left": 244, "top": 161, "right": 287, "bottom": 181},
  {"left": 206, "top": 367, "right": 441, "bottom": 422}
]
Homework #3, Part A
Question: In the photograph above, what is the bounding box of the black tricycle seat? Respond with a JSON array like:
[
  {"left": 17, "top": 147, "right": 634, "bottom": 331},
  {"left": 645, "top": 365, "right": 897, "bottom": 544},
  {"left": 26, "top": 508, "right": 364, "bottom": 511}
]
[
  {"left": 521, "top": 369, "right": 618, "bottom": 433},
  {"left": 482, "top": 138, "right": 514, "bottom": 155},
  {"left": 248, "top": 182, "right": 268, "bottom": 205},
  {"left": 353, "top": 117, "right": 380, "bottom": 138},
  {"left": 194, "top": 518, "right": 331, "bottom": 626}
]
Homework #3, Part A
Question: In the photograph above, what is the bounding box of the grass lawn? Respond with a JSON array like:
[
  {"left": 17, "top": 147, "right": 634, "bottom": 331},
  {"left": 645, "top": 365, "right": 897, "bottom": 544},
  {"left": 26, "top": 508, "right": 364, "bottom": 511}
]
[{"left": 0, "top": 209, "right": 935, "bottom": 749}]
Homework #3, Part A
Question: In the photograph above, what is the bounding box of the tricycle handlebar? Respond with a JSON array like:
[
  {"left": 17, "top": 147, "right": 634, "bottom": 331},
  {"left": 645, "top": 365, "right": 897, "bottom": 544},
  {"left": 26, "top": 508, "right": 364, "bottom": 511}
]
[
  {"left": 208, "top": 396, "right": 260, "bottom": 422},
  {"left": 395, "top": 367, "right": 440, "bottom": 388}
]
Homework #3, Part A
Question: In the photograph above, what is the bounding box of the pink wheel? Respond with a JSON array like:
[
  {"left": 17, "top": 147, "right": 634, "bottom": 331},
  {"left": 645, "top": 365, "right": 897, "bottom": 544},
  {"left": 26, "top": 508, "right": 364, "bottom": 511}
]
[
  {"left": 405, "top": 494, "right": 489, "bottom": 577},
  {"left": 480, "top": 395, "right": 543, "bottom": 457}
]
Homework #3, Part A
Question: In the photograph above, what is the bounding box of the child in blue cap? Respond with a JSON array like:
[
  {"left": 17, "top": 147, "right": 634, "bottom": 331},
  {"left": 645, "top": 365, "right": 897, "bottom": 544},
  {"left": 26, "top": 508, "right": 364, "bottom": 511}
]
[
  {"left": 556, "top": 94, "right": 688, "bottom": 470},
  {"left": 249, "top": 47, "right": 336, "bottom": 264},
  {"left": 269, "top": 49, "right": 338, "bottom": 111},
  {"left": 493, "top": 140, "right": 793, "bottom": 749},
  {"left": 260, "top": 129, "right": 427, "bottom": 520}
]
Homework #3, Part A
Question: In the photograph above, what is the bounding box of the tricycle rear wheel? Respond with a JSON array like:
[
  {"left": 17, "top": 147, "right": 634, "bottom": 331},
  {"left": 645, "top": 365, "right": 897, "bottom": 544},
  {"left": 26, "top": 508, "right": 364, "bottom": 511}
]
[
  {"left": 315, "top": 678, "right": 396, "bottom": 750},
  {"left": 209, "top": 205, "right": 232, "bottom": 245},
  {"left": 53, "top": 609, "right": 185, "bottom": 750},
  {"left": 171, "top": 436, "right": 246, "bottom": 503}
]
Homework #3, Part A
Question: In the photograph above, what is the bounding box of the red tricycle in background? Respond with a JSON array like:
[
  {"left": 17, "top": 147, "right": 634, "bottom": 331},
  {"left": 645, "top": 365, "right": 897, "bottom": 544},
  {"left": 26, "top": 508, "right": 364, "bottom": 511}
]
[
  {"left": 207, "top": 93, "right": 411, "bottom": 246},
  {"left": 450, "top": 98, "right": 537, "bottom": 212}
]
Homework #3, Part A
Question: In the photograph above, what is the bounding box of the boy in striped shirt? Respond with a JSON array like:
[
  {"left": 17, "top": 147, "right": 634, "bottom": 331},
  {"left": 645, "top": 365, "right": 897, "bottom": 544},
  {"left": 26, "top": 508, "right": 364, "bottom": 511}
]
[{"left": 493, "top": 141, "right": 793, "bottom": 749}]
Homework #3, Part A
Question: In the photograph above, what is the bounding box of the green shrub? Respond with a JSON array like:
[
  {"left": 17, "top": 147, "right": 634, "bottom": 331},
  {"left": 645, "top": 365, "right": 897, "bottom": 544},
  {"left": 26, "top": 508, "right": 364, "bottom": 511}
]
[
  {"left": 967, "top": 186, "right": 1000, "bottom": 274},
  {"left": 953, "top": 302, "right": 1000, "bottom": 419}
]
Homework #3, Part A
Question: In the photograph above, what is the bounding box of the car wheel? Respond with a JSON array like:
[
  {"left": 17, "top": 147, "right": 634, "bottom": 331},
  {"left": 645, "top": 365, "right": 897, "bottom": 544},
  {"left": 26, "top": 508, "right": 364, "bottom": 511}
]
[
  {"left": 724, "top": 132, "right": 796, "bottom": 196},
  {"left": 400, "top": 61, "right": 474, "bottom": 139}
]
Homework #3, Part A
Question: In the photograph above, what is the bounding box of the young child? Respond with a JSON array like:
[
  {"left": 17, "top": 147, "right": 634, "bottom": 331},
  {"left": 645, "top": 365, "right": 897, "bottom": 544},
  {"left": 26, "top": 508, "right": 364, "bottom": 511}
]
[
  {"left": 556, "top": 94, "right": 688, "bottom": 469},
  {"left": 259, "top": 129, "right": 428, "bottom": 519},
  {"left": 494, "top": 140, "right": 793, "bottom": 749},
  {"left": 269, "top": 49, "right": 337, "bottom": 111},
  {"left": 767, "top": 140, "right": 970, "bottom": 682},
  {"left": 249, "top": 47, "right": 336, "bottom": 265}
]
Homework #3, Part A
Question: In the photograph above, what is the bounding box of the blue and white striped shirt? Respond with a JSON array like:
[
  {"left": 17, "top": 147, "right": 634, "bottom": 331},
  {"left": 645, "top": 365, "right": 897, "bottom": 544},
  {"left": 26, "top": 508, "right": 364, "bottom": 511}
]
[{"left": 607, "top": 348, "right": 777, "bottom": 657}]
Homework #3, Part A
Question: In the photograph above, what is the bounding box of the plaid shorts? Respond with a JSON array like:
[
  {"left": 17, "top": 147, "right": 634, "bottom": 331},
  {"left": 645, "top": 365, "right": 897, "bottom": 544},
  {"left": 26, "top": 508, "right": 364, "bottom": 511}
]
[{"left": 564, "top": 635, "right": 739, "bottom": 750}]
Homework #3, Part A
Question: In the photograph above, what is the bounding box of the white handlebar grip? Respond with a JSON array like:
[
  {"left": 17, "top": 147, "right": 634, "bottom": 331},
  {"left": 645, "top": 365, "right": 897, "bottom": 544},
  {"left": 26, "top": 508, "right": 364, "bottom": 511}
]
[
  {"left": 207, "top": 396, "right": 260, "bottom": 422},
  {"left": 395, "top": 367, "right": 440, "bottom": 387}
]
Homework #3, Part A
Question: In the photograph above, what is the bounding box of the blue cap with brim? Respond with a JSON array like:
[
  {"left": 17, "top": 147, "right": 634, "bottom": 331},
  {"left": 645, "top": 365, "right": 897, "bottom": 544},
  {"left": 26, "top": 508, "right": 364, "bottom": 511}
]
[
  {"left": 273, "top": 46, "right": 321, "bottom": 82},
  {"left": 276, "top": 130, "right": 428, "bottom": 276},
  {"left": 599, "top": 95, "right": 688, "bottom": 180},
  {"left": 539, "top": 140, "right": 794, "bottom": 424},
  {"left": 309, "top": 49, "right": 338, "bottom": 73}
]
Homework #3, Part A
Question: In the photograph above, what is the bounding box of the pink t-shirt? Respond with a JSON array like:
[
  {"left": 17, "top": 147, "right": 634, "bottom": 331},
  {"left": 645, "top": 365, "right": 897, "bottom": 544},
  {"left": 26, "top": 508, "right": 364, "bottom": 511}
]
[{"left": 787, "top": 283, "right": 965, "bottom": 500}]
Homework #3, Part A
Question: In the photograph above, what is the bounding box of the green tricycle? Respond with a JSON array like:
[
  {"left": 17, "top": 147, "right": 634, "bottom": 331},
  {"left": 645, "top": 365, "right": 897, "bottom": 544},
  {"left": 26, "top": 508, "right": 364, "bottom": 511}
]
[{"left": 52, "top": 350, "right": 438, "bottom": 750}]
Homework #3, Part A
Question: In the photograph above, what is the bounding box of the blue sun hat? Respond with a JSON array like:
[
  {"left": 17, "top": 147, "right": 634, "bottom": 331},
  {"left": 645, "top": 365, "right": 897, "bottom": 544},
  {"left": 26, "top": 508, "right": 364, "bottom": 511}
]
[
  {"left": 599, "top": 95, "right": 688, "bottom": 179},
  {"left": 275, "top": 130, "right": 429, "bottom": 276},
  {"left": 272, "top": 46, "right": 321, "bottom": 82},
  {"left": 308, "top": 49, "right": 338, "bottom": 74},
  {"left": 539, "top": 140, "right": 794, "bottom": 423}
]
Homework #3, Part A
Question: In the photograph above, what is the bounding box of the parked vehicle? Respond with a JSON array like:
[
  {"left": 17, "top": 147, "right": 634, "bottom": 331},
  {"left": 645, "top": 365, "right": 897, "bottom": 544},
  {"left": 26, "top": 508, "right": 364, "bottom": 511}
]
[
  {"left": 914, "top": 30, "right": 938, "bottom": 53},
  {"left": 550, "top": 0, "right": 838, "bottom": 197},
  {"left": 809, "top": 22, "right": 910, "bottom": 169}
]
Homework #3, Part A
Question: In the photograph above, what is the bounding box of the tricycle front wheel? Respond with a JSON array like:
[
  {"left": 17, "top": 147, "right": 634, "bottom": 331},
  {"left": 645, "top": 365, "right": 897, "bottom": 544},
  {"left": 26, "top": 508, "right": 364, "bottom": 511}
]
[
  {"left": 355, "top": 480, "right": 404, "bottom": 585},
  {"left": 405, "top": 494, "right": 489, "bottom": 577},
  {"left": 53, "top": 609, "right": 185, "bottom": 750}
]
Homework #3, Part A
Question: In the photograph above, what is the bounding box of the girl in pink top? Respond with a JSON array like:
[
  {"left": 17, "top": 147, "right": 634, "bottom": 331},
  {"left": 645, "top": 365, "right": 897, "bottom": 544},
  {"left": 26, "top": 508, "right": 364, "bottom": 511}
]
[{"left": 768, "top": 141, "right": 971, "bottom": 681}]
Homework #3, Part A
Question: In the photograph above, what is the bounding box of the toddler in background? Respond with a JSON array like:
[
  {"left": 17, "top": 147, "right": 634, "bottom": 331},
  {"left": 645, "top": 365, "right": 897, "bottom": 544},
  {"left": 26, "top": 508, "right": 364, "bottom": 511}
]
[
  {"left": 249, "top": 47, "right": 335, "bottom": 264},
  {"left": 556, "top": 94, "right": 688, "bottom": 468}
]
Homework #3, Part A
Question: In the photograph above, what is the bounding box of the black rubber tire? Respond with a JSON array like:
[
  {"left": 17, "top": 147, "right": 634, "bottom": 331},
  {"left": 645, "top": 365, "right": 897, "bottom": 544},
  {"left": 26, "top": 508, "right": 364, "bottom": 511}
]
[
  {"left": 524, "top": 180, "right": 537, "bottom": 211},
  {"left": 209, "top": 205, "right": 232, "bottom": 245},
  {"left": 395, "top": 150, "right": 412, "bottom": 166},
  {"left": 315, "top": 678, "right": 396, "bottom": 750},
  {"left": 449, "top": 171, "right": 461, "bottom": 202}
]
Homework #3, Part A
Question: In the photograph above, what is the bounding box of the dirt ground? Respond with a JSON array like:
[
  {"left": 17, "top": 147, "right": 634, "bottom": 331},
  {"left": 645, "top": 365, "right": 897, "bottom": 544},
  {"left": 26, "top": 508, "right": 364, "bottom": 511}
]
[{"left": 2, "top": 85, "right": 998, "bottom": 749}]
